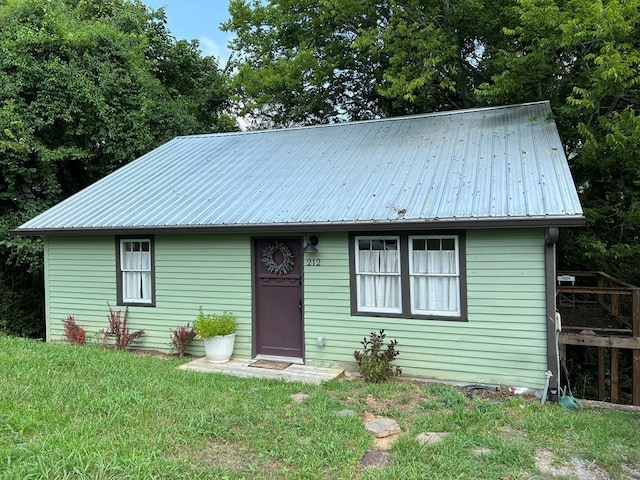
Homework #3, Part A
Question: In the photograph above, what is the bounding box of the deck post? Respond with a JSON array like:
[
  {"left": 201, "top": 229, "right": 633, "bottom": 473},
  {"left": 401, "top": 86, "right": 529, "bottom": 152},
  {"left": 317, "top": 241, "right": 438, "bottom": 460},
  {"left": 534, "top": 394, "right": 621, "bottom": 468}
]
[
  {"left": 633, "top": 290, "right": 640, "bottom": 405},
  {"left": 611, "top": 347, "right": 619, "bottom": 404},
  {"left": 634, "top": 352, "right": 640, "bottom": 406},
  {"left": 598, "top": 347, "right": 605, "bottom": 401}
]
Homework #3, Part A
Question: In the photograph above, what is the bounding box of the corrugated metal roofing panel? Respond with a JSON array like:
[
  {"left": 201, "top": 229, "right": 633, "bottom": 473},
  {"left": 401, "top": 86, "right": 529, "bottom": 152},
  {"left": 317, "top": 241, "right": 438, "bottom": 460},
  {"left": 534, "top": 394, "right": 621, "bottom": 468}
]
[{"left": 16, "top": 101, "right": 584, "bottom": 233}]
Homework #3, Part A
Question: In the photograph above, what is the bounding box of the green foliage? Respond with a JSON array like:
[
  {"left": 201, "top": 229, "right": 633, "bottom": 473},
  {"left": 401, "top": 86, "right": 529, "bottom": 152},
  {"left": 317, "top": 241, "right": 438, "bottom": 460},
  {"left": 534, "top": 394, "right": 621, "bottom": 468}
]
[
  {"left": 225, "top": 0, "right": 517, "bottom": 125},
  {"left": 193, "top": 307, "right": 237, "bottom": 339},
  {"left": 224, "top": 0, "right": 392, "bottom": 125},
  {"left": 0, "top": 0, "right": 237, "bottom": 337},
  {"left": 2, "top": 336, "right": 639, "bottom": 479},
  {"left": 423, "top": 384, "right": 467, "bottom": 409},
  {"left": 476, "top": 0, "right": 640, "bottom": 284},
  {"left": 353, "top": 329, "right": 401, "bottom": 383}
]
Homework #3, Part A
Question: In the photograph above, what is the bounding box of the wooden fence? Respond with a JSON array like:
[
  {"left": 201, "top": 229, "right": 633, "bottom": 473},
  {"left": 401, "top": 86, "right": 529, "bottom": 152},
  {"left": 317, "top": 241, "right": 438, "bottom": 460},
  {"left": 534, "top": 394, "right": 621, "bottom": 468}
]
[{"left": 556, "top": 271, "right": 640, "bottom": 405}]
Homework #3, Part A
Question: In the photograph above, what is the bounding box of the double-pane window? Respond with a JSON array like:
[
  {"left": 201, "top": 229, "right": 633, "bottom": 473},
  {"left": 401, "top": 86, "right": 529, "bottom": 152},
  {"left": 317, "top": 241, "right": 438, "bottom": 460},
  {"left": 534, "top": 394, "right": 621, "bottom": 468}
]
[
  {"left": 409, "top": 236, "right": 460, "bottom": 316},
  {"left": 355, "top": 237, "right": 401, "bottom": 313}
]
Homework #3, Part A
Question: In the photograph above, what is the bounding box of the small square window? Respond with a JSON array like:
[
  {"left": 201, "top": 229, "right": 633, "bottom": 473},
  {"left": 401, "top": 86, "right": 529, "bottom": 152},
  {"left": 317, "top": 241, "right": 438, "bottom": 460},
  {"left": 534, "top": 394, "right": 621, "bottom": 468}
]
[
  {"left": 427, "top": 238, "right": 441, "bottom": 250},
  {"left": 412, "top": 238, "right": 426, "bottom": 251},
  {"left": 442, "top": 238, "right": 455, "bottom": 251}
]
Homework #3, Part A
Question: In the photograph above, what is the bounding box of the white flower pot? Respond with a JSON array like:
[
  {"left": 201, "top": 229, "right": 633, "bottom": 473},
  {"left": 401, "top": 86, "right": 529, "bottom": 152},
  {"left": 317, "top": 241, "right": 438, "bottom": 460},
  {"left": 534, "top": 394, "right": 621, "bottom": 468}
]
[{"left": 203, "top": 333, "right": 236, "bottom": 363}]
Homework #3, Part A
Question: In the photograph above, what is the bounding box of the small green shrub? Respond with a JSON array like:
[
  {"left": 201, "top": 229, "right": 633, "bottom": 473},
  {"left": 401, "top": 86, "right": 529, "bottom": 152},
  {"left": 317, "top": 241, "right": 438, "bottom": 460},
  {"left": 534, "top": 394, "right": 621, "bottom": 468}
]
[
  {"left": 171, "top": 323, "right": 196, "bottom": 357},
  {"left": 193, "top": 307, "right": 236, "bottom": 339},
  {"left": 353, "top": 329, "right": 401, "bottom": 383}
]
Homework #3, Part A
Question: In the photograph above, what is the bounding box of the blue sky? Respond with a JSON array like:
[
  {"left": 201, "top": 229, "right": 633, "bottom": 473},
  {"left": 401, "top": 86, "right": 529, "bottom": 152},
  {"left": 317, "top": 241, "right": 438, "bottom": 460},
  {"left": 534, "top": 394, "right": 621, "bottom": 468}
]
[{"left": 142, "top": 1, "right": 233, "bottom": 65}]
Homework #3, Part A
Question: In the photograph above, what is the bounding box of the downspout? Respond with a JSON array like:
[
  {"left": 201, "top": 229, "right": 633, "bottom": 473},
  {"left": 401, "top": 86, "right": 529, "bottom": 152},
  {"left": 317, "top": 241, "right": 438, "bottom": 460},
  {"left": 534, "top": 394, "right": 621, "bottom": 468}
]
[{"left": 545, "top": 227, "right": 560, "bottom": 401}]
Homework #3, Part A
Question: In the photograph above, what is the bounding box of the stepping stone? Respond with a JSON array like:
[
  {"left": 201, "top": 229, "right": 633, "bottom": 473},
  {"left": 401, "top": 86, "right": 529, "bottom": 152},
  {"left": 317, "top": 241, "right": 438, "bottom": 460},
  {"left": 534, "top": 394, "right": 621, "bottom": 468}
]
[
  {"left": 290, "top": 393, "right": 309, "bottom": 403},
  {"left": 365, "top": 418, "right": 401, "bottom": 438},
  {"left": 472, "top": 447, "right": 492, "bottom": 456},
  {"left": 416, "top": 431, "right": 450, "bottom": 445},
  {"left": 336, "top": 408, "right": 356, "bottom": 417},
  {"left": 359, "top": 449, "right": 392, "bottom": 468}
]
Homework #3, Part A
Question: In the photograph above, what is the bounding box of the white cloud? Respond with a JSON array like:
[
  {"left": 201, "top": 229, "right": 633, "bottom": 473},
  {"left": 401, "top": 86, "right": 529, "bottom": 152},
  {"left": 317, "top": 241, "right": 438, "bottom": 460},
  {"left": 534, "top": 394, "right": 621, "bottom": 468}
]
[{"left": 199, "top": 35, "right": 231, "bottom": 66}]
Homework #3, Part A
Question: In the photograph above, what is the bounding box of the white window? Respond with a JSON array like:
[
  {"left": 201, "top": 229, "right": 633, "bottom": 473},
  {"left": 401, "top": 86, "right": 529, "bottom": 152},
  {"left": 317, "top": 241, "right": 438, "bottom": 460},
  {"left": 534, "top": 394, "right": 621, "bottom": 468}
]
[
  {"left": 119, "top": 239, "right": 153, "bottom": 305},
  {"left": 355, "top": 236, "right": 402, "bottom": 313},
  {"left": 352, "top": 233, "right": 465, "bottom": 319},
  {"left": 409, "top": 236, "right": 460, "bottom": 316}
]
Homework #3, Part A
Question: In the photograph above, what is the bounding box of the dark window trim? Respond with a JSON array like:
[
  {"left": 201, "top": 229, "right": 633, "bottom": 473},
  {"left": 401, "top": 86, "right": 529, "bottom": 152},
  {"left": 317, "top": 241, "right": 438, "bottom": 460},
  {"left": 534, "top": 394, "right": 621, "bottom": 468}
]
[
  {"left": 115, "top": 235, "right": 156, "bottom": 307},
  {"left": 349, "top": 231, "right": 467, "bottom": 321}
]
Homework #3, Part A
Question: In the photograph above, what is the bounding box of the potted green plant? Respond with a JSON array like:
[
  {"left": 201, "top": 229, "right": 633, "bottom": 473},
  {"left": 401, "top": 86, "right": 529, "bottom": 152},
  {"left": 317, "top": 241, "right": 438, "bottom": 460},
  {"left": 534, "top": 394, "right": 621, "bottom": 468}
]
[{"left": 193, "top": 307, "right": 237, "bottom": 363}]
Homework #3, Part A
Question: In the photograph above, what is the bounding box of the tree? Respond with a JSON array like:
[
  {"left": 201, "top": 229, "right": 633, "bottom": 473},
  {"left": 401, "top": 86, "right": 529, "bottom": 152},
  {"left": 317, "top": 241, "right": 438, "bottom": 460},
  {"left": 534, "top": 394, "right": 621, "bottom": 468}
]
[
  {"left": 227, "top": 0, "right": 640, "bottom": 285},
  {"left": 0, "top": 0, "right": 236, "bottom": 336},
  {"left": 352, "top": 0, "right": 517, "bottom": 112},
  {"left": 224, "top": 0, "right": 517, "bottom": 126},
  {"left": 476, "top": 0, "right": 640, "bottom": 283},
  {"left": 224, "top": 0, "right": 386, "bottom": 125}
]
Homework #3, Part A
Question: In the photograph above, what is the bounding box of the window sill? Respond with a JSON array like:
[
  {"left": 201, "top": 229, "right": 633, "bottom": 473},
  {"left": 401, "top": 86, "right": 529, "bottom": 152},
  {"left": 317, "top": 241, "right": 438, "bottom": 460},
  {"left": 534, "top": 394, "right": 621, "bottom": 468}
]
[
  {"left": 118, "top": 301, "right": 156, "bottom": 308},
  {"left": 351, "top": 310, "right": 468, "bottom": 322}
]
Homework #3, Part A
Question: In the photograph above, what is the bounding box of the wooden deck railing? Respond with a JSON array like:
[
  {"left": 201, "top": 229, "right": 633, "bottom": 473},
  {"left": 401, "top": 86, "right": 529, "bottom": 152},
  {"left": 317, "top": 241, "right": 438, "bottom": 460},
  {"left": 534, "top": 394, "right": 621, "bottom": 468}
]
[{"left": 556, "top": 271, "right": 640, "bottom": 405}]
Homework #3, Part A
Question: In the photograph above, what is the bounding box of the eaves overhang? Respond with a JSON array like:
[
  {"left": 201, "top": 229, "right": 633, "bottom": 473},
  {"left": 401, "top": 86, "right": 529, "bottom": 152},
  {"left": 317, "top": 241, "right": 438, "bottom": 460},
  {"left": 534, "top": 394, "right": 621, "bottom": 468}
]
[{"left": 11, "top": 215, "right": 586, "bottom": 237}]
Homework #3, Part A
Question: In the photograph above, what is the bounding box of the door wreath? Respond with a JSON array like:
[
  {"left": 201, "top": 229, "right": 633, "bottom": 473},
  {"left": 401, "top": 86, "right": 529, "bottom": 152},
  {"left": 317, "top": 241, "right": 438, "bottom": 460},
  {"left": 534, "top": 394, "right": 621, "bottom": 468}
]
[{"left": 261, "top": 241, "right": 294, "bottom": 275}]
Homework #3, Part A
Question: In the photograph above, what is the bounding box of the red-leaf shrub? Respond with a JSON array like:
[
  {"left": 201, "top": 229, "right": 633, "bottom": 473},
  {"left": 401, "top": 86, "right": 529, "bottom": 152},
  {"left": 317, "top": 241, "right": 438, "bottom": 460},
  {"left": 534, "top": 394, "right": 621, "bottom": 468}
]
[
  {"left": 171, "top": 323, "right": 196, "bottom": 357},
  {"left": 104, "top": 304, "right": 145, "bottom": 350},
  {"left": 62, "top": 315, "right": 86, "bottom": 345}
]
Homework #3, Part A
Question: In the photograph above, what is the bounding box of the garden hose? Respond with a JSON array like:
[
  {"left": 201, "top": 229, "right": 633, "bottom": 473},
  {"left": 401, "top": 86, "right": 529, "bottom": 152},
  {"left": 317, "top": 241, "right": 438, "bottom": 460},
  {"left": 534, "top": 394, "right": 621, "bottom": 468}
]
[
  {"left": 559, "top": 386, "right": 583, "bottom": 410},
  {"left": 463, "top": 384, "right": 498, "bottom": 400}
]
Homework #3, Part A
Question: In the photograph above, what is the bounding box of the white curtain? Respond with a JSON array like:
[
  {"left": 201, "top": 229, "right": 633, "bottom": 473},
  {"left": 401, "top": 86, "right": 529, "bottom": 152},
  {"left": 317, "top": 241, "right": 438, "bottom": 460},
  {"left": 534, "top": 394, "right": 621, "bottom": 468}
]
[
  {"left": 358, "top": 249, "right": 400, "bottom": 311},
  {"left": 123, "top": 244, "right": 151, "bottom": 301},
  {"left": 412, "top": 250, "right": 458, "bottom": 313}
]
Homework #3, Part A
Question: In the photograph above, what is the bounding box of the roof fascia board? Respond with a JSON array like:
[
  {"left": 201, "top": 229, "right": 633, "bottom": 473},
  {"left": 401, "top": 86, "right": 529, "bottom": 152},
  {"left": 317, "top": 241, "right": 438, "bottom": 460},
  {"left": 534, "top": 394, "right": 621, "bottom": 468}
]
[{"left": 11, "top": 215, "right": 586, "bottom": 236}]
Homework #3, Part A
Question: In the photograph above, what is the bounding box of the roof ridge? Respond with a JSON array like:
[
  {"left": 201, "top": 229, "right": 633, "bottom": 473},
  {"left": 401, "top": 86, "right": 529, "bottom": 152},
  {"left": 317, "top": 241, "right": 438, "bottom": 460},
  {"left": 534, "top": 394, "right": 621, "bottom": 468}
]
[{"left": 177, "top": 101, "right": 552, "bottom": 140}]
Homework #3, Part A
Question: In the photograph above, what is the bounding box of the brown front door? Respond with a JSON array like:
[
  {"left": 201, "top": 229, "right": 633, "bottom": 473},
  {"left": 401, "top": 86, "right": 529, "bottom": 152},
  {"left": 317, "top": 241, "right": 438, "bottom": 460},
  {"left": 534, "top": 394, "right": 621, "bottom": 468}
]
[{"left": 254, "top": 238, "right": 303, "bottom": 359}]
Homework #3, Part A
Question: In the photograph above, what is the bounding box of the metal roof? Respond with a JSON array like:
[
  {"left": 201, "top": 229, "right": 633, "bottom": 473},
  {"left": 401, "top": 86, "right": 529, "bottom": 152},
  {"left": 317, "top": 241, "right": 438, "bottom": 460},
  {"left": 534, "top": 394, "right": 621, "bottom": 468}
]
[{"left": 15, "top": 101, "right": 584, "bottom": 234}]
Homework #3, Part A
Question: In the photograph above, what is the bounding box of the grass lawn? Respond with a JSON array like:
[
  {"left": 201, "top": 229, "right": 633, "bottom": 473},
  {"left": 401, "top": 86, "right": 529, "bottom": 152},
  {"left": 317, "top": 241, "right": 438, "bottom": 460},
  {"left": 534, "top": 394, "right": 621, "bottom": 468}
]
[{"left": 1, "top": 336, "right": 639, "bottom": 479}]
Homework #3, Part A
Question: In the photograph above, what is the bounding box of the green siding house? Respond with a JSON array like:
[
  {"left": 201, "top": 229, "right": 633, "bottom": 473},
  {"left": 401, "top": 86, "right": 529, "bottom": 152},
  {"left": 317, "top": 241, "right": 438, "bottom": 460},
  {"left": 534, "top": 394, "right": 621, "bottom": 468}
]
[{"left": 15, "top": 102, "right": 584, "bottom": 391}]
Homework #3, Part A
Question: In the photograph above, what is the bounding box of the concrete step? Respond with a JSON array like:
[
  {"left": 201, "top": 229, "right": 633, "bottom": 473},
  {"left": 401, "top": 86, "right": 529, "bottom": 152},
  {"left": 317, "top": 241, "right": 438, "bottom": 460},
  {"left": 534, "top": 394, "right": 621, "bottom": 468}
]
[{"left": 178, "top": 357, "right": 344, "bottom": 384}]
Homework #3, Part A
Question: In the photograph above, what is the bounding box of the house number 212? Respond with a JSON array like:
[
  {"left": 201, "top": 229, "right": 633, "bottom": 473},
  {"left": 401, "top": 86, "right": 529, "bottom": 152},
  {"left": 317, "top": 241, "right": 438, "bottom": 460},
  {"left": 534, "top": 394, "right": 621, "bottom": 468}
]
[{"left": 305, "top": 259, "right": 321, "bottom": 267}]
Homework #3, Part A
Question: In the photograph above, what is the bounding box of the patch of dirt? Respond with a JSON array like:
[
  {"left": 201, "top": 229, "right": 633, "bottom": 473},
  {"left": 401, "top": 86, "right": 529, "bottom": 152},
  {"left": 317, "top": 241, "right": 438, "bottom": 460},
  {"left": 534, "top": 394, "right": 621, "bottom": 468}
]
[
  {"left": 362, "top": 393, "right": 402, "bottom": 415},
  {"left": 129, "top": 348, "right": 189, "bottom": 360},
  {"left": 534, "top": 449, "right": 611, "bottom": 480},
  {"left": 340, "top": 380, "right": 540, "bottom": 424},
  {"left": 172, "top": 439, "right": 285, "bottom": 476},
  {"left": 373, "top": 434, "right": 400, "bottom": 451},
  {"left": 363, "top": 410, "right": 376, "bottom": 422}
]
